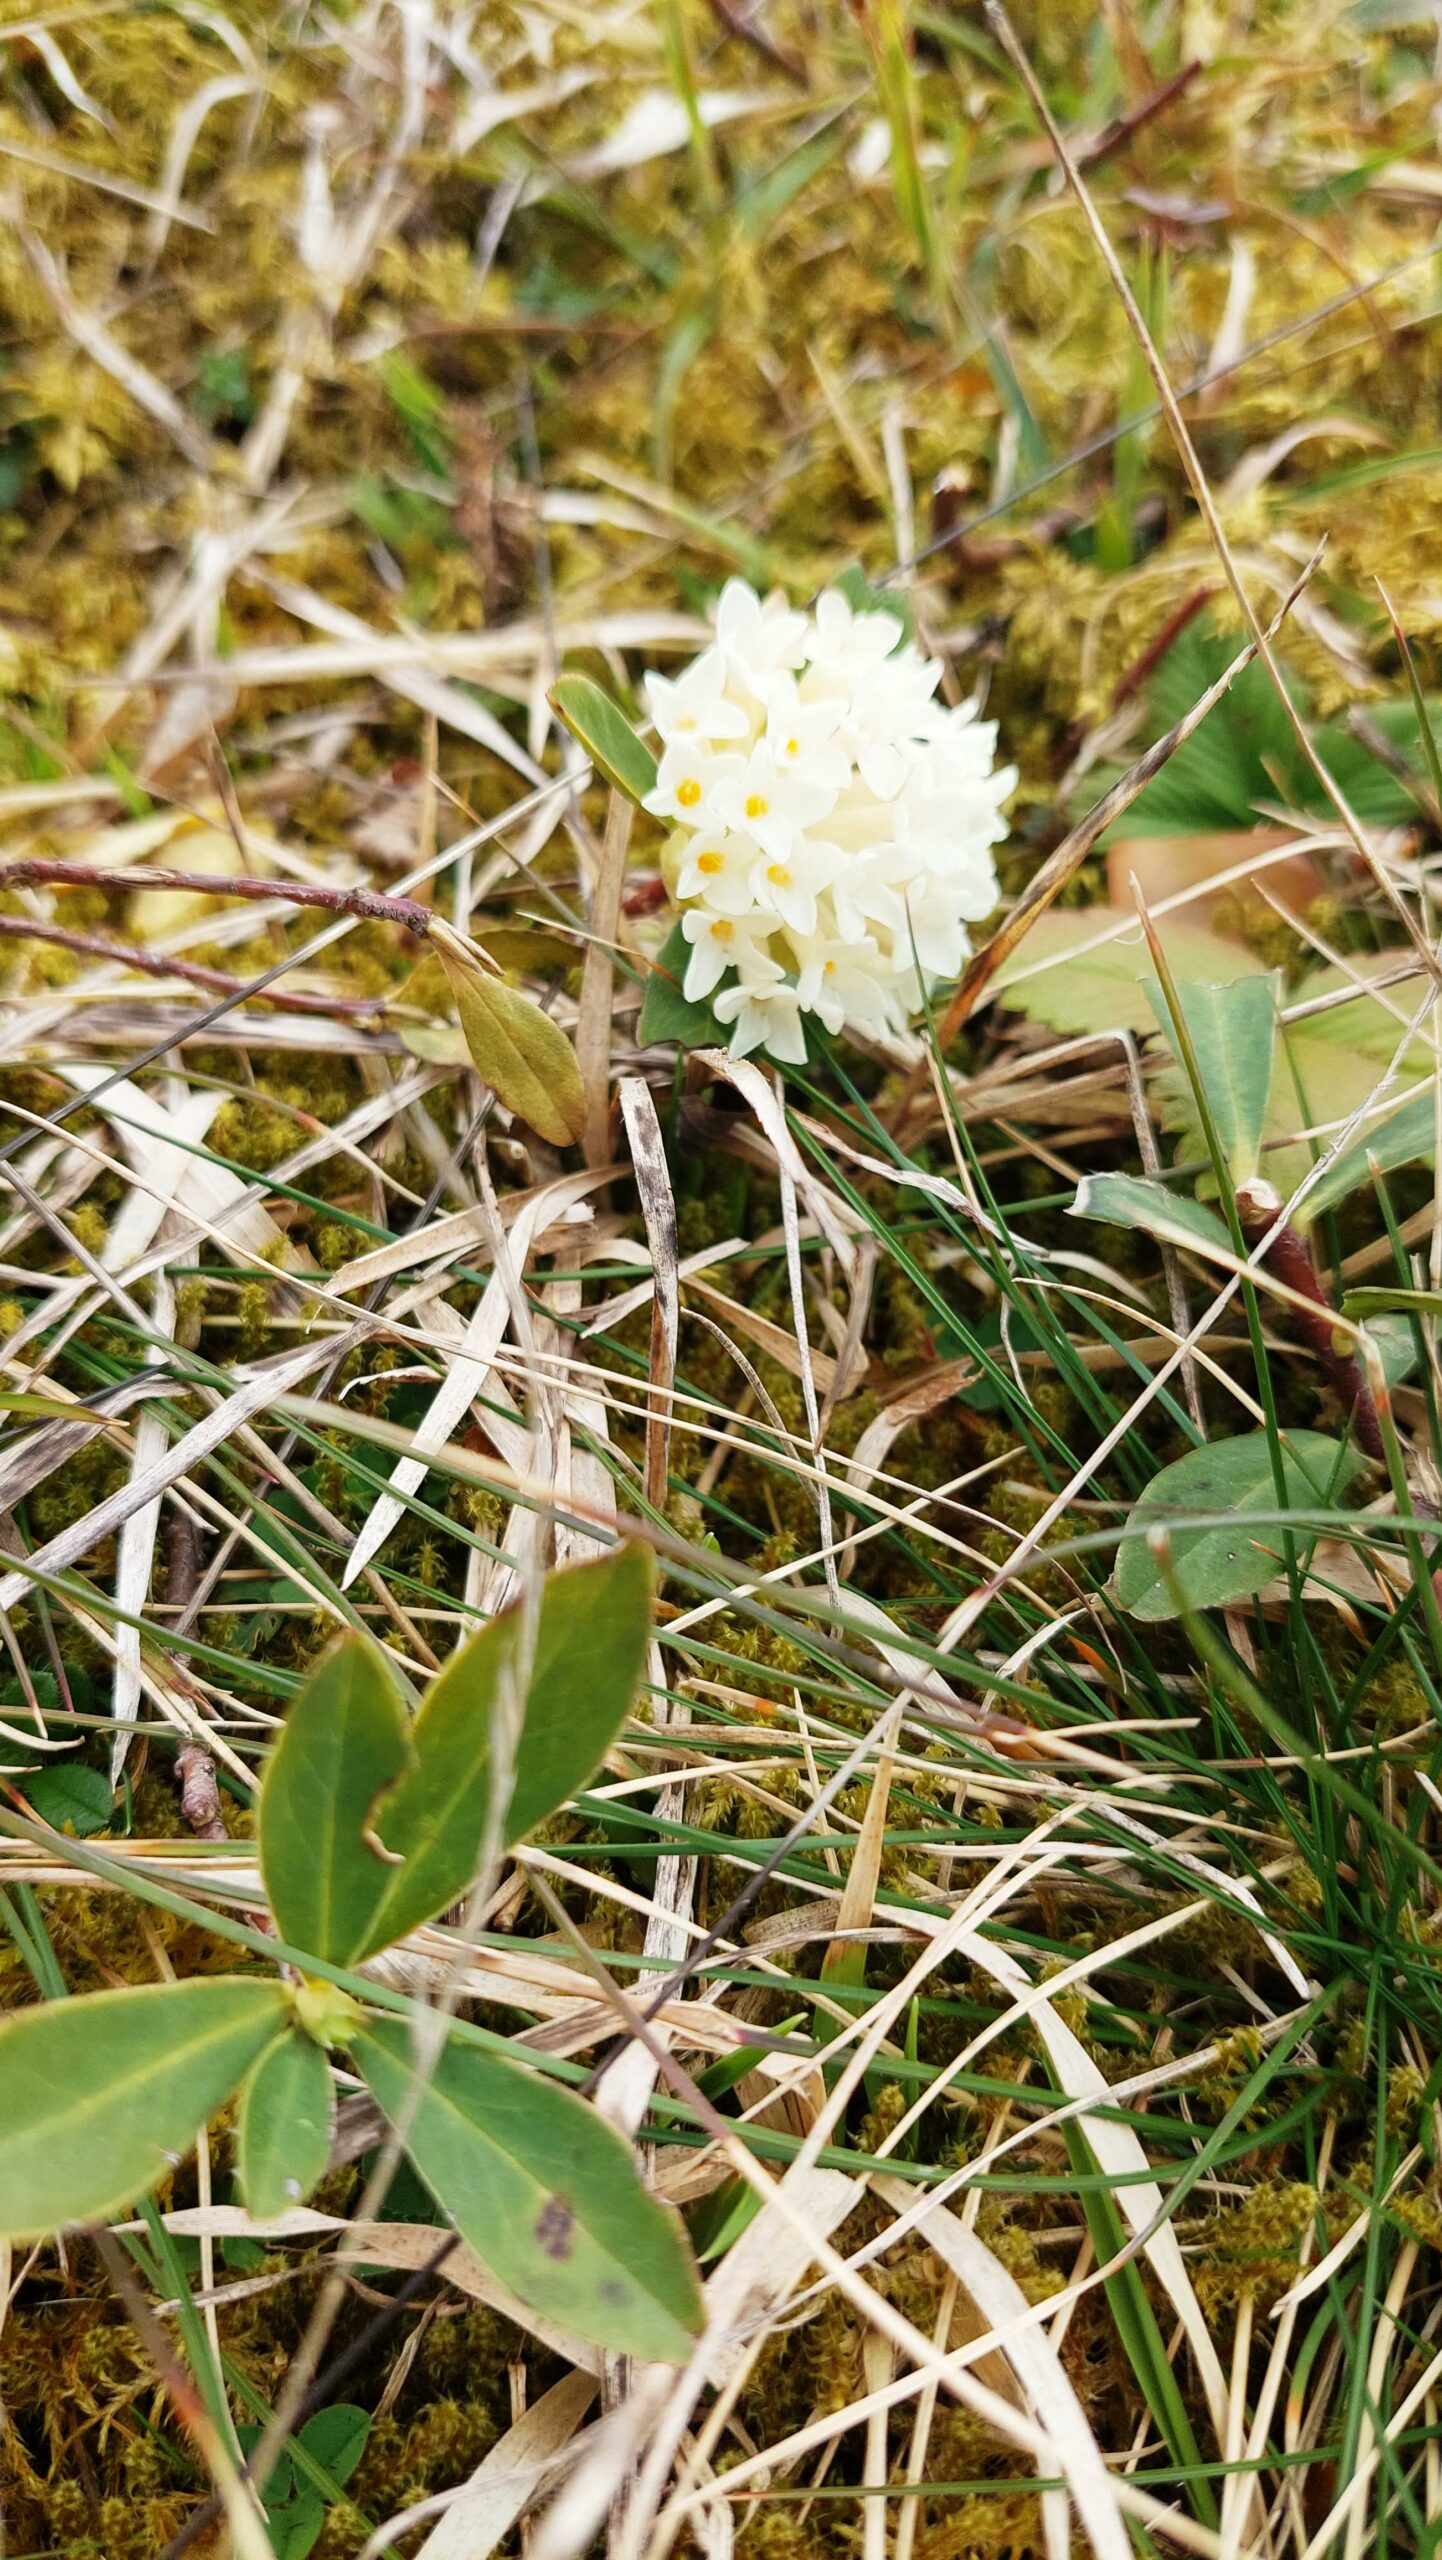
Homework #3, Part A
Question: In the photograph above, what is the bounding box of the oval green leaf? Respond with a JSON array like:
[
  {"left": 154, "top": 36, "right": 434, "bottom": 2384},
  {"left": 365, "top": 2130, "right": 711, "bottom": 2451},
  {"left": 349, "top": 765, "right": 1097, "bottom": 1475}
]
[
  {"left": 355, "top": 2020, "right": 702, "bottom": 2363},
  {"left": 350, "top": 1540, "right": 654, "bottom": 1964},
  {"left": 549, "top": 674, "right": 658, "bottom": 806},
  {"left": 237, "top": 2029, "right": 335, "bottom": 2218},
  {"left": 434, "top": 933, "right": 585, "bottom": 1149},
  {"left": 0, "top": 1977, "right": 287, "bottom": 2238},
  {"left": 259, "top": 1634, "right": 413, "bottom": 1967},
  {"left": 1115, "top": 1428, "right": 1366, "bottom": 1622}
]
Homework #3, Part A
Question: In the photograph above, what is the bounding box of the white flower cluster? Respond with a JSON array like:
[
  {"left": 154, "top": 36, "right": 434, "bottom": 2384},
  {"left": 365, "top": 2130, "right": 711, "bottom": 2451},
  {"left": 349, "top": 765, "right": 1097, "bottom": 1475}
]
[{"left": 643, "top": 578, "right": 1015, "bottom": 1063}]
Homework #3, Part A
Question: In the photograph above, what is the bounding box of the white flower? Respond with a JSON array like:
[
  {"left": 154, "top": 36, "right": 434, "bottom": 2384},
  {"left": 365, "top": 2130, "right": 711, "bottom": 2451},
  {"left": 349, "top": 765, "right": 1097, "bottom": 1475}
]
[
  {"left": 646, "top": 645, "right": 751, "bottom": 744},
  {"left": 711, "top": 743, "right": 836, "bottom": 862},
  {"left": 681, "top": 906, "right": 782, "bottom": 1002},
  {"left": 715, "top": 577, "right": 809, "bottom": 691},
  {"left": 644, "top": 740, "right": 742, "bottom": 828},
  {"left": 805, "top": 588, "right": 905, "bottom": 691},
  {"left": 674, "top": 826, "right": 760, "bottom": 916},
  {"left": 748, "top": 834, "right": 841, "bottom": 940},
  {"left": 763, "top": 677, "right": 852, "bottom": 792},
  {"left": 639, "top": 576, "right": 1014, "bottom": 1063},
  {"left": 713, "top": 976, "right": 809, "bottom": 1064},
  {"left": 794, "top": 932, "right": 907, "bottom": 1038}
]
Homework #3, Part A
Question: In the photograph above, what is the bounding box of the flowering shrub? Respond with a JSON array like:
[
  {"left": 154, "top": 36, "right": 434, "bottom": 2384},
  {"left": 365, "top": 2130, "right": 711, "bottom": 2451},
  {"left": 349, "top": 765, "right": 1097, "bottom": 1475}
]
[{"left": 642, "top": 578, "right": 1016, "bottom": 1062}]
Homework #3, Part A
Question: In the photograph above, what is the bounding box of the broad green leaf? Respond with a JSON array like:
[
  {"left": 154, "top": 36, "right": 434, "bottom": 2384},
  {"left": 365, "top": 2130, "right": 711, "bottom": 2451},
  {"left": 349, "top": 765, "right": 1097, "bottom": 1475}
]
[
  {"left": 1096, "top": 619, "right": 1425, "bottom": 837},
  {"left": 352, "top": 1540, "right": 653, "bottom": 1962},
  {"left": 1070, "top": 1172, "right": 1233, "bottom": 1263},
  {"left": 638, "top": 917, "right": 726, "bottom": 1049},
  {"left": 1297, "top": 1081, "right": 1438, "bottom": 1223},
  {"left": 993, "top": 906, "right": 1267, "bottom": 1037},
  {"left": 260, "top": 1548, "right": 653, "bottom": 1970},
  {"left": 259, "top": 1635, "right": 413, "bottom": 1967},
  {"left": 1159, "top": 961, "right": 1433, "bottom": 1206},
  {"left": 434, "top": 931, "right": 586, "bottom": 1149},
  {"left": 296, "top": 2404, "right": 370, "bottom": 2488},
  {"left": 20, "top": 1761, "right": 112, "bottom": 1836},
  {"left": 550, "top": 674, "right": 658, "bottom": 805},
  {"left": 0, "top": 1977, "right": 287, "bottom": 2237},
  {"left": 355, "top": 2021, "right": 702, "bottom": 2361},
  {"left": 1115, "top": 1429, "right": 1366, "bottom": 1622},
  {"left": 237, "top": 2031, "right": 334, "bottom": 2218},
  {"left": 1145, "top": 974, "right": 1279, "bottom": 1186}
]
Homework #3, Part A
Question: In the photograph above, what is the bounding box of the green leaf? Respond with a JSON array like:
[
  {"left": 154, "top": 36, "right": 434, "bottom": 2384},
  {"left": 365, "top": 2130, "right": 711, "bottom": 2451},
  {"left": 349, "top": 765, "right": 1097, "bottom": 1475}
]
[
  {"left": 259, "top": 1635, "right": 413, "bottom": 1969},
  {"left": 638, "top": 917, "right": 726, "bottom": 1050},
  {"left": 1343, "top": 1284, "right": 1442, "bottom": 1322},
  {"left": 1115, "top": 1429, "right": 1366, "bottom": 1622},
  {"left": 351, "top": 1540, "right": 654, "bottom": 1963},
  {"left": 260, "top": 1547, "right": 653, "bottom": 1970},
  {"left": 1158, "top": 960, "right": 1432, "bottom": 1206},
  {"left": 993, "top": 907, "right": 1267, "bottom": 1037},
  {"left": 296, "top": 2403, "right": 370, "bottom": 2488},
  {"left": 831, "top": 564, "right": 914, "bottom": 646},
  {"left": 267, "top": 2493, "right": 324, "bottom": 2560},
  {"left": 549, "top": 674, "right": 658, "bottom": 805},
  {"left": 1145, "top": 973, "right": 1279, "bottom": 1186},
  {"left": 0, "top": 1978, "right": 287, "bottom": 2237},
  {"left": 20, "top": 1762, "right": 112, "bottom": 1836},
  {"left": 1298, "top": 1081, "right": 1438, "bottom": 1222},
  {"left": 237, "top": 2031, "right": 334, "bottom": 2218},
  {"left": 433, "top": 929, "right": 586, "bottom": 1149},
  {"left": 355, "top": 2021, "right": 703, "bottom": 2361},
  {"left": 1070, "top": 1172, "right": 1233, "bottom": 1263}
]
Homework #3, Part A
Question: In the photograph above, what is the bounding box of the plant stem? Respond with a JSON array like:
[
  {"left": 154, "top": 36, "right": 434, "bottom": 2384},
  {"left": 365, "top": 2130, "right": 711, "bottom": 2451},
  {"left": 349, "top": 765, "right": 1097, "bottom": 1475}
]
[
  {"left": 1235, "top": 1179, "right": 1385, "bottom": 1461},
  {"left": 0, "top": 858, "right": 434, "bottom": 941}
]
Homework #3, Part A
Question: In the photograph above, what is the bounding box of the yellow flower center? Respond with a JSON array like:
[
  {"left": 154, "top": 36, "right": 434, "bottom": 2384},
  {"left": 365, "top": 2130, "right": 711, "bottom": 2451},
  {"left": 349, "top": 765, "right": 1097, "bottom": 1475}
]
[
  {"left": 697, "top": 850, "right": 724, "bottom": 874},
  {"left": 744, "top": 793, "right": 768, "bottom": 820},
  {"left": 711, "top": 918, "right": 733, "bottom": 940},
  {"left": 676, "top": 714, "right": 698, "bottom": 731},
  {"left": 824, "top": 959, "right": 837, "bottom": 975},
  {"left": 677, "top": 778, "right": 702, "bottom": 809},
  {"left": 766, "top": 862, "right": 790, "bottom": 885},
  {"left": 784, "top": 736, "right": 800, "bottom": 758}
]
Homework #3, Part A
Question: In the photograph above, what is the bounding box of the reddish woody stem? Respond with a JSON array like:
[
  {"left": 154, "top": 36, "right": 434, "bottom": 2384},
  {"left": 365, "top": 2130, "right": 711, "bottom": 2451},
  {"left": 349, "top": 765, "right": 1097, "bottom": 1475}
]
[
  {"left": 1235, "top": 1178, "right": 1384, "bottom": 1461},
  {"left": 0, "top": 858, "right": 434, "bottom": 941}
]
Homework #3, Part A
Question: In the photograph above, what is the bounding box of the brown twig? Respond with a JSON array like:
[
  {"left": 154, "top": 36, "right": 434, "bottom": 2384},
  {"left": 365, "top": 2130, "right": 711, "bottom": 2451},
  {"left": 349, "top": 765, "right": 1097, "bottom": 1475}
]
[
  {"left": 0, "top": 911, "right": 380, "bottom": 1016},
  {"left": 0, "top": 859, "right": 434, "bottom": 940},
  {"left": 1076, "top": 59, "right": 1203, "bottom": 170},
  {"left": 1235, "top": 1178, "right": 1384, "bottom": 1460}
]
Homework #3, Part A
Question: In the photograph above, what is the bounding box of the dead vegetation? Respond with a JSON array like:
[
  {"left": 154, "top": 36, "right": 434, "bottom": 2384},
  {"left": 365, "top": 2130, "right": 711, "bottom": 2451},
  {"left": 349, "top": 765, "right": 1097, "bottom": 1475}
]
[{"left": 4, "top": 1, "right": 1442, "bottom": 2556}]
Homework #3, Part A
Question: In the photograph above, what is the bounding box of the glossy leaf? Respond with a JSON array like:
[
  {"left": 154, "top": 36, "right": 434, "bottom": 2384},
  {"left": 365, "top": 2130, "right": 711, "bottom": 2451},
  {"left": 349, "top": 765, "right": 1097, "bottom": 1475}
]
[
  {"left": 259, "top": 1547, "right": 653, "bottom": 1969},
  {"left": 0, "top": 1978, "right": 287, "bottom": 2238},
  {"left": 1115, "top": 1429, "right": 1365, "bottom": 1622},
  {"left": 237, "top": 2030, "right": 335, "bottom": 2219},
  {"left": 356, "top": 2021, "right": 702, "bottom": 2362},
  {"left": 1070, "top": 1172, "right": 1233, "bottom": 1263},
  {"left": 434, "top": 932, "right": 586, "bottom": 1148},
  {"left": 259, "top": 1635, "right": 413, "bottom": 1968},
  {"left": 1145, "top": 973, "right": 1279, "bottom": 1186},
  {"left": 638, "top": 917, "right": 726, "bottom": 1050},
  {"left": 550, "top": 674, "right": 658, "bottom": 805},
  {"left": 351, "top": 1540, "right": 654, "bottom": 1963}
]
